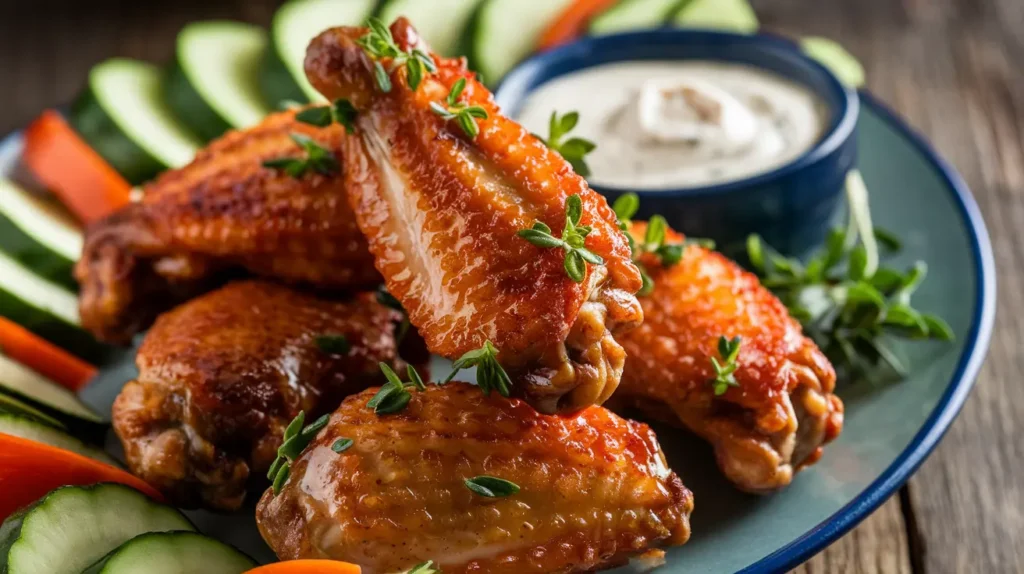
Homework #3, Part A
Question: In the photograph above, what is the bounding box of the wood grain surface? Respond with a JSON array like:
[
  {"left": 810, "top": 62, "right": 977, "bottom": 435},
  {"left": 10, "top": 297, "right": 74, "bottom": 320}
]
[{"left": 0, "top": 0, "right": 1018, "bottom": 572}]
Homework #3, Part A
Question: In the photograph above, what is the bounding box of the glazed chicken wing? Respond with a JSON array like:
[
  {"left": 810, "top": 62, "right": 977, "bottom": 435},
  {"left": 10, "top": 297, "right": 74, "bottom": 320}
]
[
  {"left": 76, "top": 109, "right": 378, "bottom": 344},
  {"left": 112, "top": 280, "right": 425, "bottom": 510},
  {"left": 256, "top": 382, "right": 692, "bottom": 573},
  {"left": 613, "top": 223, "right": 843, "bottom": 492},
  {"left": 304, "top": 19, "right": 643, "bottom": 413}
]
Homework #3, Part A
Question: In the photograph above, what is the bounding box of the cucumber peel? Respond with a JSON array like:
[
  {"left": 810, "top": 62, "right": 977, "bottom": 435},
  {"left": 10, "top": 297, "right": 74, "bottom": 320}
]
[
  {"left": 801, "top": 36, "right": 866, "bottom": 88},
  {"left": 673, "top": 0, "right": 759, "bottom": 34},
  {"left": 590, "top": 0, "right": 687, "bottom": 36}
]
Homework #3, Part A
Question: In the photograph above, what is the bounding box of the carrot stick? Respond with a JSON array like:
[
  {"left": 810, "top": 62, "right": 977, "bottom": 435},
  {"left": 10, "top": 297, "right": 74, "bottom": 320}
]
[
  {"left": 244, "top": 561, "right": 362, "bottom": 574},
  {"left": 0, "top": 433, "right": 162, "bottom": 521},
  {"left": 21, "top": 110, "right": 132, "bottom": 224},
  {"left": 0, "top": 316, "right": 97, "bottom": 391},
  {"left": 537, "top": 0, "right": 621, "bottom": 50}
]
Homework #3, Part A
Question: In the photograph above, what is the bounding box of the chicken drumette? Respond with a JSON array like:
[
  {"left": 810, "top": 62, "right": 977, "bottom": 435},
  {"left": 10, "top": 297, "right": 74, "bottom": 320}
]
[
  {"left": 256, "top": 382, "right": 692, "bottom": 573},
  {"left": 304, "top": 19, "right": 643, "bottom": 413},
  {"left": 112, "top": 280, "right": 425, "bottom": 510},
  {"left": 76, "top": 109, "right": 378, "bottom": 344},
  {"left": 612, "top": 223, "right": 844, "bottom": 492}
]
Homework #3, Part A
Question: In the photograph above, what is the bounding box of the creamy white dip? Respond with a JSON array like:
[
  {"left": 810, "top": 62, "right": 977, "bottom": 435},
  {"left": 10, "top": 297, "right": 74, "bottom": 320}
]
[{"left": 516, "top": 61, "right": 828, "bottom": 189}]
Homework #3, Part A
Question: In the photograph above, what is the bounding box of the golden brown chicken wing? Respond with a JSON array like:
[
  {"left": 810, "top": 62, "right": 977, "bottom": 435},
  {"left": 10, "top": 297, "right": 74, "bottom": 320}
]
[
  {"left": 256, "top": 382, "right": 692, "bottom": 573},
  {"left": 76, "top": 109, "right": 378, "bottom": 344},
  {"left": 612, "top": 222, "right": 843, "bottom": 492},
  {"left": 112, "top": 280, "right": 425, "bottom": 511},
  {"left": 304, "top": 19, "right": 643, "bottom": 413}
]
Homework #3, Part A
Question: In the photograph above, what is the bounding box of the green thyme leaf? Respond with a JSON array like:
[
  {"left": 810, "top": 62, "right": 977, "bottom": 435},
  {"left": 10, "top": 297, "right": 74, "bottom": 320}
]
[
  {"left": 272, "top": 464, "right": 290, "bottom": 494},
  {"left": 516, "top": 194, "right": 605, "bottom": 283},
  {"left": 356, "top": 17, "right": 435, "bottom": 93},
  {"left": 315, "top": 334, "right": 350, "bottom": 355},
  {"left": 540, "top": 110, "right": 596, "bottom": 177},
  {"left": 431, "top": 79, "right": 488, "bottom": 138},
  {"left": 269, "top": 410, "right": 333, "bottom": 495},
  {"left": 408, "top": 560, "right": 441, "bottom": 574},
  {"left": 613, "top": 193, "right": 640, "bottom": 224},
  {"left": 709, "top": 335, "right": 742, "bottom": 396},
  {"left": 331, "top": 438, "right": 353, "bottom": 453},
  {"left": 263, "top": 133, "right": 339, "bottom": 179},
  {"left": 464, "top": 475, "right": 520, "bottom": 498},
  {"left": 375, "top": 390, "right": 412, "bottom": 414},
  {"left": 295, "top": 106, "right": 333, "bottom": 127},
  {"left": 444, "top": 340, "right": 511, "bottom": 397}
]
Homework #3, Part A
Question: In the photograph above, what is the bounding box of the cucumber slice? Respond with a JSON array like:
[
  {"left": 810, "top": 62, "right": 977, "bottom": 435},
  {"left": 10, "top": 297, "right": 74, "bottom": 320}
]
[
  {"left": 0, "top": 178, "right": 80, "bottom": 291},
  {"left": 0, "top": 392, "right": 65, "bottom": 430},
  {"left": 70, "top": 59, "right": 202, "bottom": 185},
  {"left": 0, "top": 413, "right": 116, "bottom": 465},
  {"left": 376, "top": 0, "right": 483, "bottom": 56},
  {"left": 590, "top": 0, "right": 685, "bottom": 36},
  {"left": 167, "top": 21, "right": 272, "bottom": 141},
  {"left": 801, "top": 36, "right": 866, "bottom": 88},
  {"left": 0, "top": 484, "right": 195, "bottom": 574},
  {"left": 471, "top": 0, "right": 577, "bottom": 85},
  {"left": 0, "top": 354, "right": 104, "bottom": 425},
  {"left": 0, "top": 250, "right": 109, "bottom": 363},
  {"left": 262, "top": 0, "right": 378, "bottom": 106},
  {"left": 82, "top": 531, "right": 254, "bottom": 574},
  {"left": 672, "top": 0, "right": 759, "bottom": 34}
]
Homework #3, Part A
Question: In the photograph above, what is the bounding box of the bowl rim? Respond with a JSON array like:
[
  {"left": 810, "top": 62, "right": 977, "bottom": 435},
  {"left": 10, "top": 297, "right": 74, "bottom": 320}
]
[{"left": 495, "top": 29, "right": 860, "bottom": 198}]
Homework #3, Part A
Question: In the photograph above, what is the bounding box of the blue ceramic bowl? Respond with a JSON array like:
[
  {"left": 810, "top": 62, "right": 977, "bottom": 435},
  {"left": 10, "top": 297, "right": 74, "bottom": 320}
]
[{"left": 495, "top": 30, "right": 859, "bottom": 255}]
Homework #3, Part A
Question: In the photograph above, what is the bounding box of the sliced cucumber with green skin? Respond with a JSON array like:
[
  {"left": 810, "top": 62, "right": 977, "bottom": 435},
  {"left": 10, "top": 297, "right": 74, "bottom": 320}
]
[
  {"left": 0, "top": 413, "right": 116, "bottom": 465},
  {"left": 590, "top": 0, "right": 686, "bottom": 36},
  {"left": 167, "top": 21, "right": 272, "bottom": 142},
  {"left": 0, "top": 250, "right": 110, "bottom": 364},
  {"left": 672, "top": 0, "right": 759, "bottom": 33},
  {"left": 0, "top": 392, "right": 66, "bottom": 430},
  {"left": 376, "top": 0, "right": 483, "bottom": 56},
  {"left": 82, "top": 531, "right": 255, "bottom": 574},
  {"left": 0, "top": 354, "right": 104, "bottom": 426},
  {"left": 0, "top": 484, "right": 195, "bottom": 574},
  {"left": 801, "top": 36, "right": 866, "bottom": 88},
  {"left": 471, "top": 0, "right": 577, "bottom": 85},
  {"left": 0, "top": 178, "right": 80, "bottom": 291},
  {"left": 262, "top": 0, "right": 378, "bottom": 106},
  {"left": 70, "top": 59, "right": 203, "bottom": 185}
]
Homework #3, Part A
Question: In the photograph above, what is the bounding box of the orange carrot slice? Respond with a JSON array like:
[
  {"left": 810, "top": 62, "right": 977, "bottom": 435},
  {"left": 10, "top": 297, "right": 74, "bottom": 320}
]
[
  {"left": 245, "top": 561, "right": 362, "bottom": 574},
  {"left": 0, "top": 316, "right": 97, "bottom": 391},
  {"left": 537, "top": 0, "right": 621, "bottom": 50}
]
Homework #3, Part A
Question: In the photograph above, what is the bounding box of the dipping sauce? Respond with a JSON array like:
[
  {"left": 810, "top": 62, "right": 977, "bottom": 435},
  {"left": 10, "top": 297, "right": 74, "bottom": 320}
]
[{"left": 516, "top": 61, "right": 828, "bottom": 189}]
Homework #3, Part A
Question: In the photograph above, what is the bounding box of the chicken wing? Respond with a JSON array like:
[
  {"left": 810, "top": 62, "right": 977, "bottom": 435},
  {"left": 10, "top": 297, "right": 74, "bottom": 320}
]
[
  {"left": 612, "top": 223, "right": 843, "bottom": 492},
  {"left": 76, "top": 109, "right": 378, "bottom": 344},
  {"left": 256, "top": 382, "right": 692, "bottom": 573},
  {"left": 304, "top": 19, "right": 643, "bottom": 413},
  {"left": 112, "top": 280, "right": 426, "bottom": 510}
]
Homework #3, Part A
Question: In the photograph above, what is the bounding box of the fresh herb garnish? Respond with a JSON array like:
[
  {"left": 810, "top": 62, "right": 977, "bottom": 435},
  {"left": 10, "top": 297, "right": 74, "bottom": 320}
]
[
  {"left": 356, "top": 17, "right": 436, "bottom": 92},
  {"left": 517, "top": 194, "right": 605, "bottom": 283},
  {"left": 407, "top": 561, "right": 441, "bottom": 574},
  {"left": 315, "top": 334, "right": 350, "bottom": 355},
  {"left": 430, "top": 78, "right": 488, "bottom": 138},
  {"left": 710, "top": 336, "right": 742, "bottom": 396},
  {"left": 536, "top": 111, "right": 596, "bottom": 177},
  {"left": 747, "top": 171, "right": 953, "bottom": 381},
  {"left": 331, "top": 437, "right": 353, "bottom": 453},
  {"left": 268, "top": 411, "right": 331, "bottom": 495},
  {"left": 295, "top": 99, "right": 358, "bottom": 133},
  {"left": 464, "top": 475, "right": 520, "bottom": 498},
  {"left": 444, "top": 340, "right": 511, "bottom": 397},
  {"left": 367, "top": 363, "right": 426, "bottom": 414},
  {"left": 262, "top": 133, "right": 339, "bottom": 178}
]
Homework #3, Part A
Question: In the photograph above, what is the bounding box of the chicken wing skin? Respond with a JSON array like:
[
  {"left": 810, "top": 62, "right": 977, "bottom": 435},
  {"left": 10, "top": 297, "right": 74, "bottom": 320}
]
[
  {"left": 112, "top": 280, "right": 425, "bottom": 511},
  {"left": 76, "top": 109, "right": 378, "bottom": 344},
  {"left": 304, "top": 19, "right": 643, "bottom": 413},
  {"left": 256, "top": 382, "right": 692, "bottom": 573},
  {"left": 613, "top": 223, "right": 843, "bottom": 493}
]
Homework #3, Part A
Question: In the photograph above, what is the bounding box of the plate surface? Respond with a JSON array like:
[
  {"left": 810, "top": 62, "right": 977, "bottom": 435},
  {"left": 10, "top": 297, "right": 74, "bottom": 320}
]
[{"left": 0, "top": 93, "right": 994, "bottom": 573}]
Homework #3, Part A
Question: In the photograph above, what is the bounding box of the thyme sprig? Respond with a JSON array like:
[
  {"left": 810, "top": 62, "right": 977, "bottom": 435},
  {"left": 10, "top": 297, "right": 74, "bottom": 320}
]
[
  {"left": 464, "top": 475, "right": 520, "bottom": 498},
  {"left": 518, "top": 194, "right": 605, "bottom": 283},
  {"left": 295, "top": 99, "right": 358, "bottom": 133},
  {"left": 407, "top": 561, "right": 441, "bottom": 574},
  {"left": 357, "top": 17, "right": 436, "bottom": 92},
  {"left": 536, "top": 111, "right": 596, "bottom": 177},
  {"left": 430, "top": 78, "right": 488, "bottom": 138},
  {"left": 367, "top": 363, "right": 427, "bottom": 415},
  {"left": 268, "top": 411, "right": 331, "bottom": 494},
  {"left": 444, "top": 340, "right": 512, "bottom": 397},
  {"left": 710, "top": 336, "right": 743, "bottom": 396},
  {"left": 748, "top": 171, "right": 954, "bottom": 381},
  {"left": 262, "top": 133, "right": 339, "bottom": 178}
]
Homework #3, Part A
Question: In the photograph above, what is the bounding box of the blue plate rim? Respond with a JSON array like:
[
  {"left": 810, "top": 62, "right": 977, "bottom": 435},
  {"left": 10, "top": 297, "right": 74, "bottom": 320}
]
[
  {"left": 0, "top": 90, "right": 996, "bottom": 574},
  {"left": 738, "top": 90, "right": 996, "bottom": 574}
]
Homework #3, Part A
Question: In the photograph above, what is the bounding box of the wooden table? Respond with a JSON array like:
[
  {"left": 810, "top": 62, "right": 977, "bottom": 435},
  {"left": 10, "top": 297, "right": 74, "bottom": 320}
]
[{"left": 0, "top": 0, "right": 1018, "bottom": 571}]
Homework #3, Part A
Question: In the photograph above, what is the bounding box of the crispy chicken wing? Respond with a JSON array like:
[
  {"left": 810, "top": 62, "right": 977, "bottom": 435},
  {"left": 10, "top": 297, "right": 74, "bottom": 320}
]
[
  {"left": 76, "top": 109, "right": 378, "bottom": 344},
  {"left": 112, "top": 280, "right": 426, "bottom": 511},
  {"left": 256, "top": 382, "right": 692, "bottom": 573},
  {"left": 612, "top": 223, "right": 843, "bottom": 492},
  {"left": 304, "top": 19, "right": 643, "bottom": 413}
]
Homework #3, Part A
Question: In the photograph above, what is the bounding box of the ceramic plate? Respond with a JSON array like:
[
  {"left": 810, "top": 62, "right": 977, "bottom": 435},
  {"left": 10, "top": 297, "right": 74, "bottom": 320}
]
[{"left": 0, "top": 92, "right": 995, "bottom": 573}]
